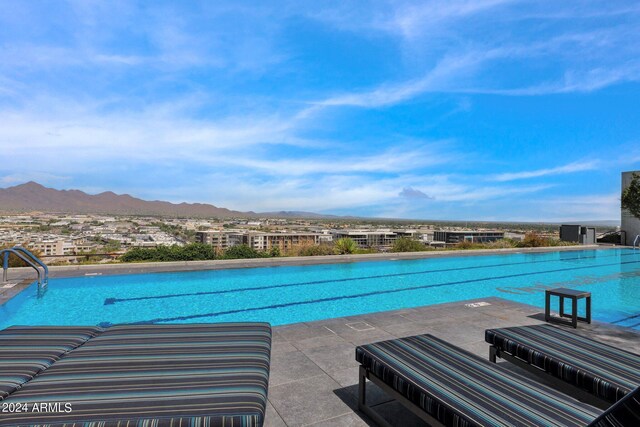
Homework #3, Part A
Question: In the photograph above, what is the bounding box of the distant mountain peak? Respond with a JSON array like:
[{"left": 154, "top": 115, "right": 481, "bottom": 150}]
[
  {"left": 0, "top": 182, "right": 332, "bottom": 219},
  {"left": 16, "top": 181, "right": 46, "bottom": 189},
  {"left": 0, "top": 182, "right": 244, "bottom": 218}
]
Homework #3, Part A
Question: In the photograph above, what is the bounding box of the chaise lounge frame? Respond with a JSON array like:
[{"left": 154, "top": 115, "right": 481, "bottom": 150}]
[
  {"left": 355, "top": 333, "right": 640, "bottom": 427},
  {"left": 359, "top": 365, "right": 444, "bottom": 427},
  {"left": 488, "top": 344, "right": 610, "bottom": 409},
  {"left": 485, "top": 324, "right": 633, "bottom": 409}
]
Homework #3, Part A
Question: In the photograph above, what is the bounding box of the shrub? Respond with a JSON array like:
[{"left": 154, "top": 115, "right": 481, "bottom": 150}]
[
  {"left": 0, "top": 244, "right": 45, "bottom": 267},
  {"left": 178, "top": 243, "right": 218, "bottom": 260},
  {"left": 392, "top": 237, "right": 427, "bottom": 252},
  {"left": 120, "top": 243, "right": 216, "bottom": 262},
  {"left": 334, "top": 238, "right": 358, "bottom": 254},
  {"left": 517, "top": 232, "right": 548, "bottom": 248},
  {"left": 222, "top": 244, "right": 270, "bottom": 259},
  {"left": 289, "top": 244, "right": 335, "bottom": 257},
  {"left": 515, "top": 233, "right": 577, "bottom": 248},
  {"left": 269, "top": 246, "right": 281, "bottom": 257},
  {"left": 546, "top": 239, "right": 576, "bottom": 247},
  {"left": 484, "top": 238, "right": 518, "bottom": 249},
  {"left": 453, "top": 240, "right": 486, "bottom": 250},
  {"left": 355, "top": 247, "right": 379, "bottom": 254}
]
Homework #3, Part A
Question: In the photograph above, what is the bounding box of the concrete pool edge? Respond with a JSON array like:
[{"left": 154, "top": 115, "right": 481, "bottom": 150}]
[{"left": 5, "top": 244, "right": 611, "bottom": 281}]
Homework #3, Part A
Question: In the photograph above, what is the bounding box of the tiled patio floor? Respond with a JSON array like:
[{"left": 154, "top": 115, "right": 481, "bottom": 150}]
[{"left": 264, "top": 297, "right": 640, "bottom": 426}]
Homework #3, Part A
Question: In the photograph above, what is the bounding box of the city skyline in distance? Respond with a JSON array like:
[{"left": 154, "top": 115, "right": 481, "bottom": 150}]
[{"left": 1, "top": 2, "right": 639, "bottom": 222}]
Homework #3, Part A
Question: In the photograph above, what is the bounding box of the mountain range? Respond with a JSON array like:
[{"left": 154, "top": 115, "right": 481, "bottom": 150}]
[{"left": 0, "top": 182, "right": 330, "bottom": 218}]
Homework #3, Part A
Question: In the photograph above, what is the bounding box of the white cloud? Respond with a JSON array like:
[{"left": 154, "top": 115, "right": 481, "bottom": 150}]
[
  {"left": 0, "top": 100, "right": 302, "bottom": 169},
  {"left": 181, "top": 172, "right": 551, "bottom": 213},
  {"left": 0, "top": 173, "right": 71, "bottom": 186},
  {"left": 530, "top": 193, "right": 621, "bottom": 222},
  {"left": 314, "top": 53, "right": 485, "bottom": 108},
  {"left": 0, "top": 93, "right": 463, "bottom": 179},
  {"left": 221, "top": 144, "right": 456, "bottom": 176},
  {"left": 490, "top": 161, "right": 600, "bottom": 182},
  {"left": 387, "top": 0, "right": 517, "bottom": 40},
  {"left": 305, "top": 3, "right": 640, "bottom": 109},
  {"left": 462, "top": 64, "right": 640, "bottom": 96}
]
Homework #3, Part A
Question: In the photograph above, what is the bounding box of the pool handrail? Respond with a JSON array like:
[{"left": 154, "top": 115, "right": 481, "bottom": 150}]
[
  {"left": 634, "top": 234, "right": 640, "bottom": 249},
  {"left": 1, "top": 246, "right": 48, "bottom": 285}
]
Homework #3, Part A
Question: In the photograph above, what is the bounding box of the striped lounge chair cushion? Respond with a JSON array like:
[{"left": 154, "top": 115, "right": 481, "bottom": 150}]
[
  {"left": 0, "top": 323, "right": 271, "bottom": 427},
  {"left": 485, "top": 324, "right": 640, "bottom": 403},
  {"left": 356, "top": 334, "right": 602, "bottom": 427},
  {"left": 0, "top": 326, "right": 101, "bottom": 400}
]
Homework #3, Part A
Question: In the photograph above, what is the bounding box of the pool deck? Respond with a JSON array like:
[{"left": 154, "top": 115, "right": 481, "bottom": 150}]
[{"left": 263, "top": 297, "right": 640, "bottom": 426}]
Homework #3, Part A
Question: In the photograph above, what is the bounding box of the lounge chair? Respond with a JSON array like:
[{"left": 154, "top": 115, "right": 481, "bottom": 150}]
[
  {"left": 356, "top": 333, "right": 640, "bottom": 427},
  {"left": 0, "top": 326, "right": 102, "bottom": 400},
  {"left": 485, "top": 324, "right": 640, "bottom": 408},
  {"left": 0, "top": 323, "right": 271, "bottom": 427}
]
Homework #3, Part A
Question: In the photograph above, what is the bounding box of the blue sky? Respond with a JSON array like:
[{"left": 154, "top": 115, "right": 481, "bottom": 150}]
[{"left": 1, "top": 1, "right": 639, "bottom": 221}]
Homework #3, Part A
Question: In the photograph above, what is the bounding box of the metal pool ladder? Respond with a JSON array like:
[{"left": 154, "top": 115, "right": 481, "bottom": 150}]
[
  {"left": 634, "top": 235, "right": 640, "bottom": 249},
  {"left": 1, "top": 246, "right": 48, "bottom": 286}
]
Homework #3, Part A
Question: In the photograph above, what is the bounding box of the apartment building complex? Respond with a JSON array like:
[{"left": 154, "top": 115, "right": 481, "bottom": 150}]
[
  {"left": 195, "top": 230, "right": 231, "bottom": 249},
  {"left": 29, "top": 238, "right": 95, "bottom": 256},
  {"left": 196, "top": 231, "right": 320, "bottom": 251},
  {"left": 243, "top": 232, "right": 320, "bottom": 251},
  {"left": 332, "top": 230, "right": 398, "bottom": 248},
  {"left": 432, "top": 230, "right": 505, "bottom": 244}
]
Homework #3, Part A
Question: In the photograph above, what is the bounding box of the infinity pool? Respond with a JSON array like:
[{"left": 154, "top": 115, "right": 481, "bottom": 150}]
[{"left": 1, "top": 248, "right": 639, "bottom": 329}]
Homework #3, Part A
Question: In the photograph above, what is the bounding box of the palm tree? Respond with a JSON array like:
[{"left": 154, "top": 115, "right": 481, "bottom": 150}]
[{"left": 334, "top": 238, "right": 357, "bottom": 254}]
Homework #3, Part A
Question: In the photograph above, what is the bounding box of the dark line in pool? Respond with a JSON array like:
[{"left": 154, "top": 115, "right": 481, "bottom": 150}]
[
  {"left": 122, "top": 258, "right": 640, "bottom": 325},
  {"left": 103, "top": 251, "right": 638, "bottom": 306},
  {"left": 611, "top": 312, "right": 640, "bottom": 324}
]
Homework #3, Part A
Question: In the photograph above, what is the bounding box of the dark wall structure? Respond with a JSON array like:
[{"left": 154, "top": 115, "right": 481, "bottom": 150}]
[{"left": 559, "top": 225, "right": 596, "bottom": 245}]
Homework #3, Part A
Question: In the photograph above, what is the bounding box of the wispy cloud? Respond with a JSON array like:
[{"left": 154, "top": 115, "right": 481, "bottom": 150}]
[
  {"left": 530, "top": 192, "right": 621, "bottom": 222},
  {"left": 305, "top": 3, "right": 640, "bottom": 109},
  {"left": 491, "top": 161, "right": 600, "bottom": 182},
  {"left": 314, "top": 52, "right": 487, "bottom": 108},
  {"left": 386, "top": 0, "right": 517, "bottom": 40},
  {"left": 313, "top": 37, "right": 640, "bottom": 110},
  {"left": 0, "top": 172, "right": 71, "bottom": 186},
  {"left": 182, "top": 173, "right": 551, "bottom": 213},
  {"left": 223, "top": 144, "right": 456, "bottom": 176},
  {"left": 463, "top": 64, "right": 640, "bottom": 96}
]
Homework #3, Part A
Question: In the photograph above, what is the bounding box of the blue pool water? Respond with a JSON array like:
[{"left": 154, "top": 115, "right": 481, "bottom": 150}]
[{"left": 1, "top": 248, "right": 639, "bottom": 330}]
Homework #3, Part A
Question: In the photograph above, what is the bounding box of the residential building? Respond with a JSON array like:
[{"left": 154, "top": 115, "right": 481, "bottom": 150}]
[
  {"left": 332, "top": 230, "right": 398, "bottom": 248},
  {"left": 196, "top": 230, "right": 321, "bottom": 251},
  {"left": 195, "top": 231, "right": 230, "bottom": 249},
  {"left": 29, "top": 238, "right": 95, "bottom": 256},
  {"left": 242, "top": 232, "right": 320, "bottom": 251},
  {"left": 432, "top": 230, "right": 505, "bottom": 244}
]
